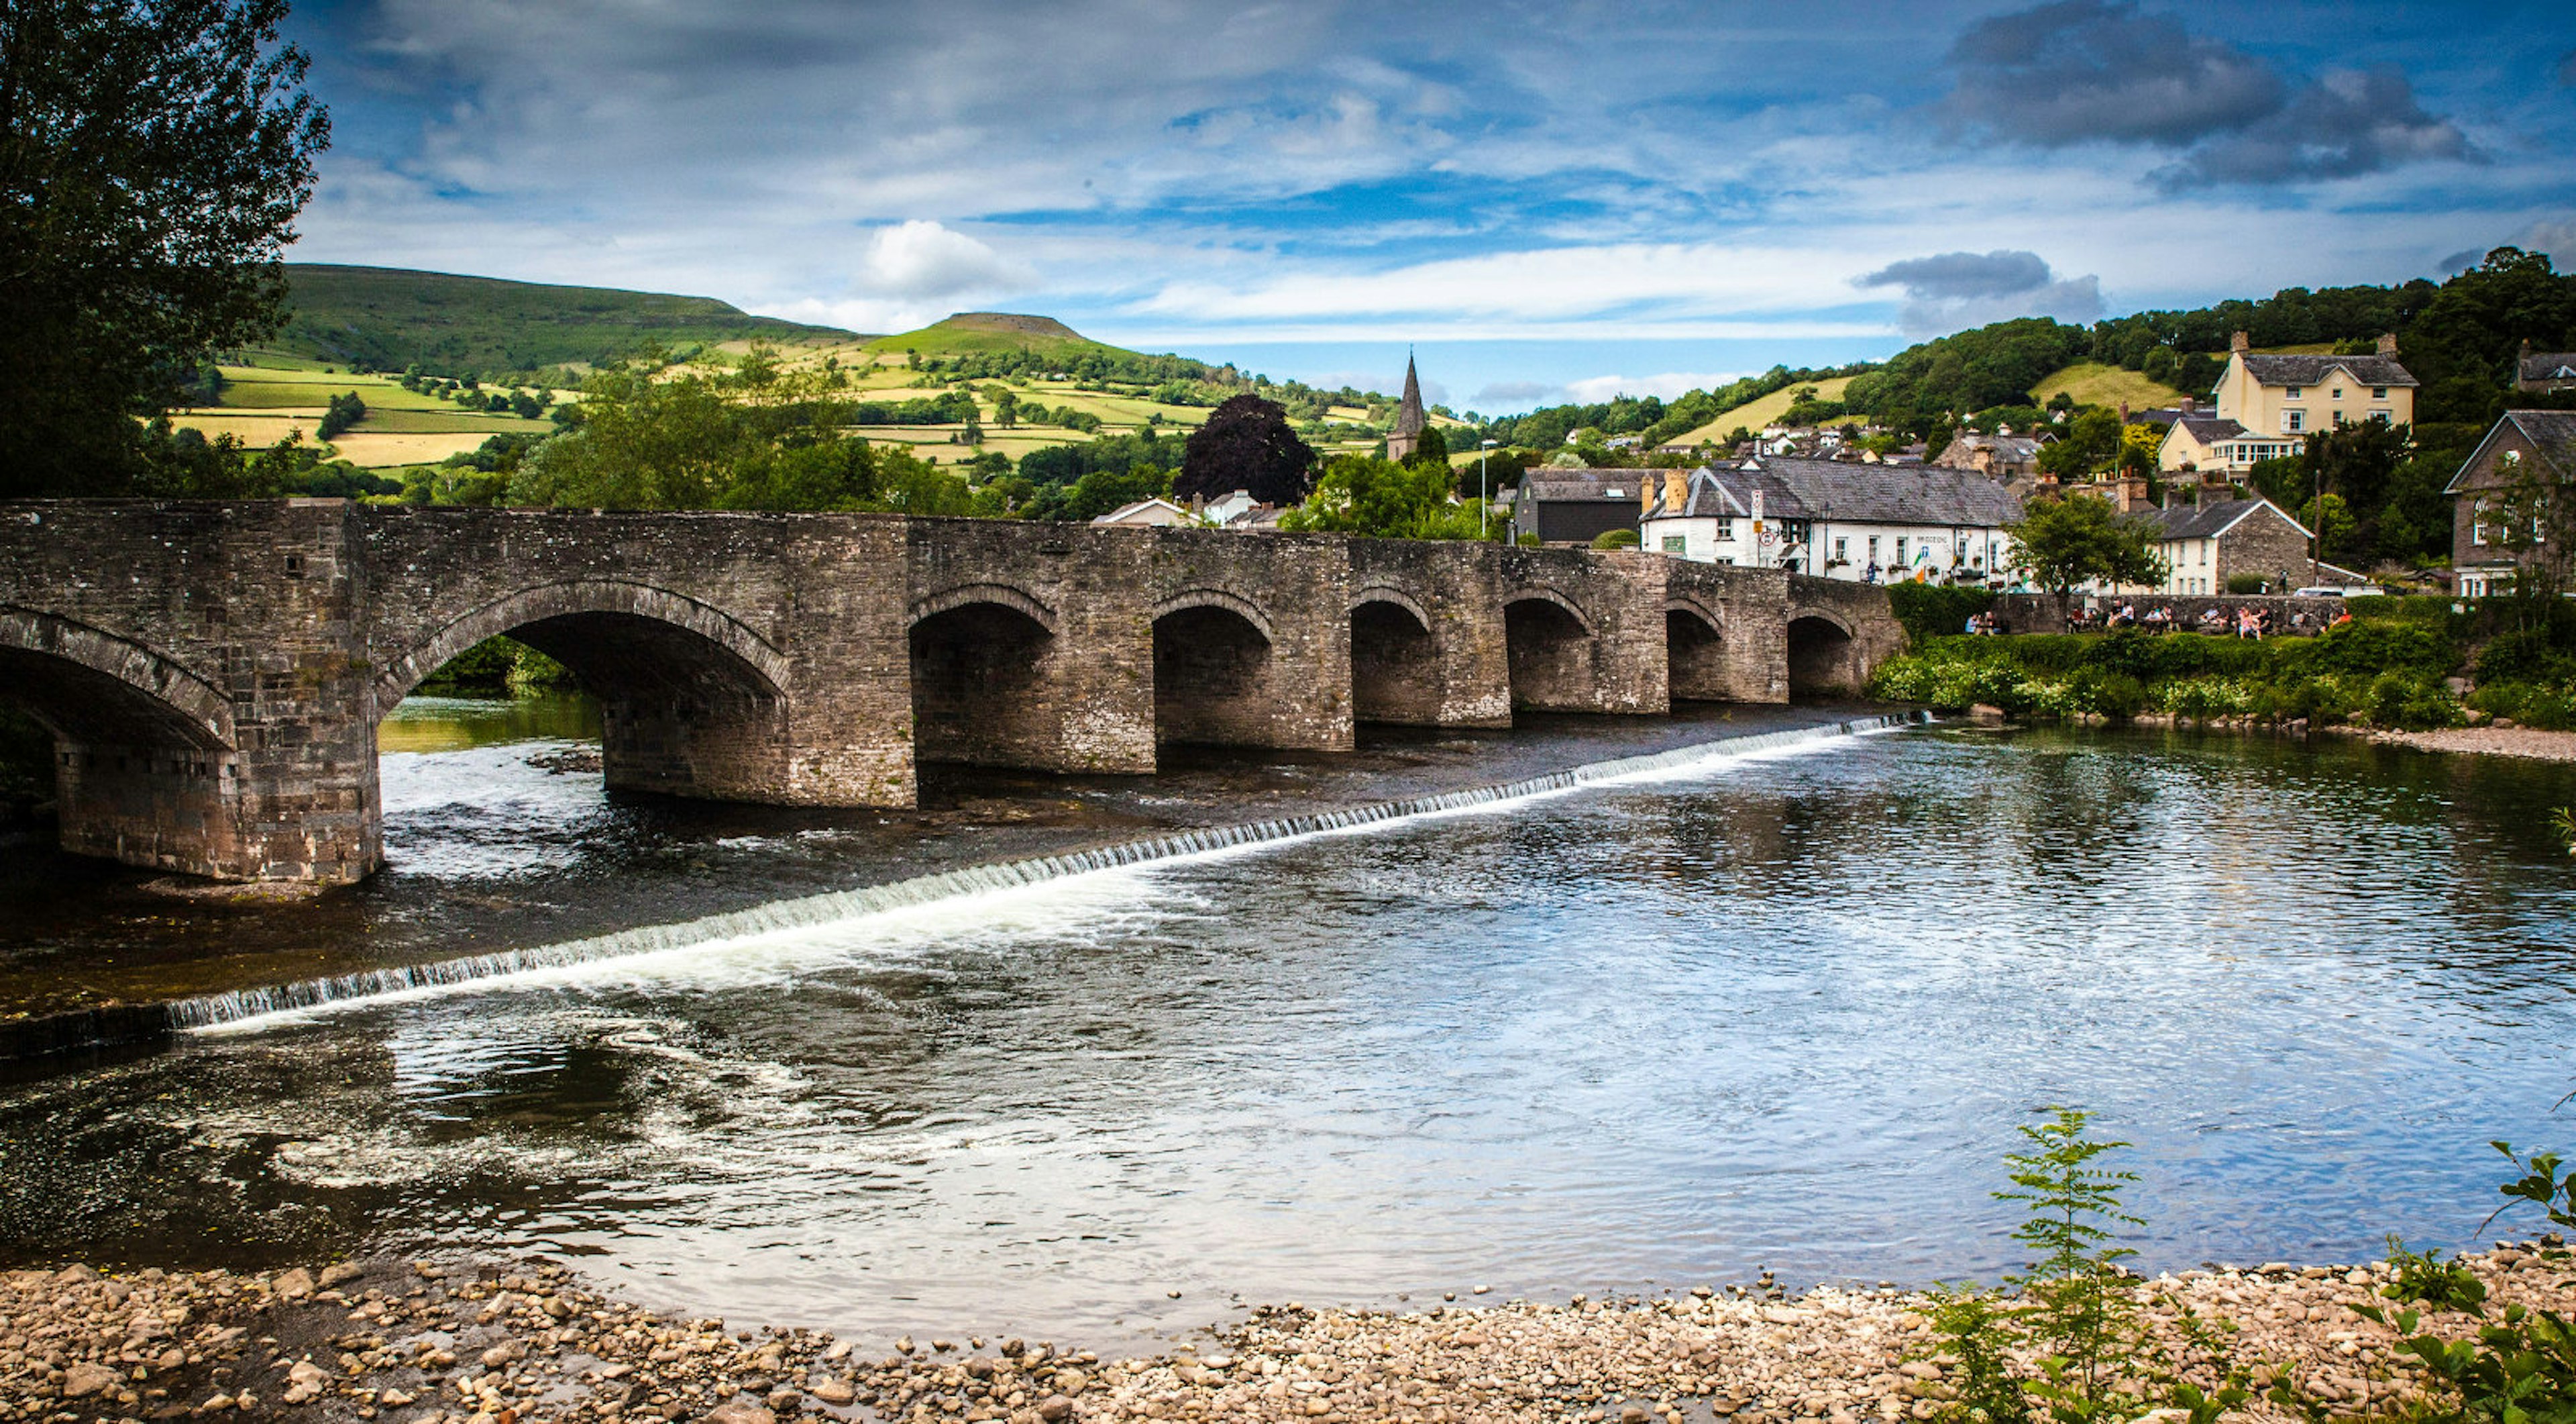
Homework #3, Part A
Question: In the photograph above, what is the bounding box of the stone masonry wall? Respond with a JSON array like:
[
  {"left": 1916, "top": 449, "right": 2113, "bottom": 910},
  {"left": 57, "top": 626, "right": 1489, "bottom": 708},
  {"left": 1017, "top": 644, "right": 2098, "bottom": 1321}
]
[
  {"left": 1148, "top": 528, "right": 1354, "bottom": 750},
  {"left": 1497, "top": 548, "right": 1670, "bottom": 714},
  {"left": 1664, "top": 562, "right": 1790, "bottom": 703},
  {"left": 1348, "top": 540, "right": 1511, "bottom": 727}
]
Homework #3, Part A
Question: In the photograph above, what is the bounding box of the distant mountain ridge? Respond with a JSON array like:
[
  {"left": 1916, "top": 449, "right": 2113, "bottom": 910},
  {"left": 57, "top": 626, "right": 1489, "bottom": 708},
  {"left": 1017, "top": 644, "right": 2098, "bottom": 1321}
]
[
  {"left": 864, "top": 311, "right": 1138, "bottom": 364},
  {"left": 276, "top": 264, "right": 865, "bottom": 373}
]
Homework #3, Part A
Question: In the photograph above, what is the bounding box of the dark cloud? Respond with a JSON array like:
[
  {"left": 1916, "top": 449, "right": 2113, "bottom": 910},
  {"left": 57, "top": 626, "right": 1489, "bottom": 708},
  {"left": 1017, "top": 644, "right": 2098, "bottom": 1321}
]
[
  {"left": 1857, "top": 249, "right": 2052, "bottom": 300},
  {"left": 1856, "top": 250, "right": 2102, "bottom": 339},
  {"left": 1946, "top": 0, "right": 2282, "bottom": 147},
  {"left": 1945, "top": 1, "right": 2471, "bottom": 187},
  {"left": 2154, "top": 66, "right": 2475, "bottom": 189}
]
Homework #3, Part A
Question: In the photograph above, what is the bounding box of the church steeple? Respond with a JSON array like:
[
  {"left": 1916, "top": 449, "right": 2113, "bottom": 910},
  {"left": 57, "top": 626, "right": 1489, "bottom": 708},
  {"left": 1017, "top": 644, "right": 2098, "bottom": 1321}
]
[{"left": 1388, "top": 350, "right": 1427, "bottom": 461}]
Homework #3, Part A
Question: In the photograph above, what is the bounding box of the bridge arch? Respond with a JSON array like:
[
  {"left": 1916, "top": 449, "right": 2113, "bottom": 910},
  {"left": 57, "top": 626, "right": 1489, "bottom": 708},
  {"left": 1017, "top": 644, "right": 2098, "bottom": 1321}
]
[
  {"left": 1664, "top": 597, "right": 1729, "bottom": 703},
  {"left": 907, "top": 582, "right": 1057, "bottom": 635},
  {"left": 1151, "top": 587, "right": 1277, "bottom": 644},
  {"left": 1152, "top": 594, "right": 1276, "bottom": 747},
  {"left": 380, "top": 580, "right": 792, "bottom": 801},
  {"left": 1349, "top": 589, "right": 1442, "bottom": 725},
  {"left": 1502, "top": 590, "right": 1599, "bottom": 711},
  {"left": 1786, "top": 608, "right": 1860, "bottom": 699},
  {"left": 378, "top": 580, "right": 790, "bottom": 711},
  {"left": 0, "top": 608, "right": 235, "bottom": 751},
  {"left": 908, "top": 587, "right": 1061, "bottom": 769}
]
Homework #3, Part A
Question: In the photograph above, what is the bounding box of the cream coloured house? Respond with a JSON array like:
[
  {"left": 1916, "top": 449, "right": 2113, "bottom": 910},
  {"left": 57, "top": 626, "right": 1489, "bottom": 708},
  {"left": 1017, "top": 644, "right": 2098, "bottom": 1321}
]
[{"left": 2211, "top": 332, "right": 2416, "bottom": 438}]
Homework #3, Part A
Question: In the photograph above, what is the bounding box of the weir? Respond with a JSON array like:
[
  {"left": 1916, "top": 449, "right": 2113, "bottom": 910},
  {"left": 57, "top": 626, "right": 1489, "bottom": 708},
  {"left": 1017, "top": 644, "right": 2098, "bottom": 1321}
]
[
  {"left": 168, "top": 713, "right": 1929, "bottom": 1031},
  {"left": 0, "top": 501, "right": 1908, "bottom": 882}
]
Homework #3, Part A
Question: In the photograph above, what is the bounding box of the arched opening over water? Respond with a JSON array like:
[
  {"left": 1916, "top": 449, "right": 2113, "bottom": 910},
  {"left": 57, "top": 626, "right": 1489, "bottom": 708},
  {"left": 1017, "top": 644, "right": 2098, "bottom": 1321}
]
[
  {"left": 1504, "top": 595, "right": 1594, "bottom": 711},
  {"left": 0, "top": 611, "right": 239, "bottom": 872},
  {"left": 909, "top": 599, "right": 1057, "bottom": 768},
  {"left": 1153, "top": 601, "right": 1274, "bottom": 746},
  {"left": 383, "top": 587, "right": 788, "bottom": 801},
  {"left": 1666, "top": 605, "right": 1728, "bottom": 702},
  {"left": 1350, "top": 596, "right": 1441, "bottom": 725},
  {"left": 1786, "top": 613, "right": 1858, "bottom": 700}
]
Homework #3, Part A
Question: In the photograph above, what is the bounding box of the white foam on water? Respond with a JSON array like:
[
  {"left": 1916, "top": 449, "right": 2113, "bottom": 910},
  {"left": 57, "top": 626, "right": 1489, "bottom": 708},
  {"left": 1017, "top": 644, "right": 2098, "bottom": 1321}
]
[{"left": 174, "top": 713, "right": 1927, "bottom": 1035}]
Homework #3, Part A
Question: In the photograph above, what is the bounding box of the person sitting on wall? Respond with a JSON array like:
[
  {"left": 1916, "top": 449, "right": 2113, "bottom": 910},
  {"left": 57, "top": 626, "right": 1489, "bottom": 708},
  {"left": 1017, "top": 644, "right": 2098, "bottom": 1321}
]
[
  {"left": 2332, "top": 605, "right": 2353, "bottom": 627},
  {"left": 2198, "top": 606, "right": 2226, "bottom": 631}
]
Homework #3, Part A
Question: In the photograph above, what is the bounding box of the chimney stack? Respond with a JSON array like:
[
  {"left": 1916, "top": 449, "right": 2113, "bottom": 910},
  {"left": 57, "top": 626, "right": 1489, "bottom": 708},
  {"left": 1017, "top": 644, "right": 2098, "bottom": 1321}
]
[
  {"left": 1640, "top": 478, "right": 1655, "bottom": 518},
  {"left": 1663, "top": 468, "right": 1688, "bottom": 517},
  {"left": 2523, "top": 338, "right": 2535, "bottom": 358},
  {"left": 2230, "top": 331, "right": 2251, "bottom": 354},
  {"left": 2376, "top": 332, "right": 2400, "bottom": 358}
]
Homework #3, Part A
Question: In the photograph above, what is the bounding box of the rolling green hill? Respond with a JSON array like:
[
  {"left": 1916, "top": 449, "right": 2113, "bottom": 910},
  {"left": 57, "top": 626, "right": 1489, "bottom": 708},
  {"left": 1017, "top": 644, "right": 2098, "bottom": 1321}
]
[
  {"left": 274, "top": 264, "right": 862, "bottom": 374},
  {"left": 2029, "top": 362, "right": 2192, "bottom": 410},
  {"left": 863, "top": 312, "right": 1138, "bottom": 364}
]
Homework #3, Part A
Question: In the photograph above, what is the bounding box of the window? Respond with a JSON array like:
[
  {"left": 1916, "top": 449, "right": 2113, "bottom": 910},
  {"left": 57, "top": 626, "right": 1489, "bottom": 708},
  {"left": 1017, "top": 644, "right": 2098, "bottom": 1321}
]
[
  {"left": 1662, "top": 535, "right": 1687, "bottom": 554},
  {"left": 1833, "top": 536, "right": 1848, "bottom": 561},
  {"left": 2286, "top": 410, "right": 2304, "bottom": 433},
  {"left": 1894, "top": 536, "right": 1909, "bottom": 566},
  {"left": 2331, "top": 387, "right": 2343, "bottom": 400},
  {"left": 2286, "top": 387, "right": 2303, "bottom": 399},
  {"left": 1867, "top": 535, "right": 1880, "bottom": 564},
  {"left": 2473, "top": 498, "right": 2488, "bottom": 546},
  {"left": 2373, "top": 387, "right": 2388, "bottom": 399},
  {"left": 1713, "top": 519, "right": 1734, "bottom": 541}
]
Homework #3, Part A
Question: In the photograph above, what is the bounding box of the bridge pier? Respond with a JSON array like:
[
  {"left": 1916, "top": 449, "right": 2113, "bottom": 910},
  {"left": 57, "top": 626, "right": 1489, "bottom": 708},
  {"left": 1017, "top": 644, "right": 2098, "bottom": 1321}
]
[
  {"left": 1497, "top": 548, "right": 1670, "bottom": 715},
  {"left": 1149, "top": 530, "right": 1352, "bottom": 752}
]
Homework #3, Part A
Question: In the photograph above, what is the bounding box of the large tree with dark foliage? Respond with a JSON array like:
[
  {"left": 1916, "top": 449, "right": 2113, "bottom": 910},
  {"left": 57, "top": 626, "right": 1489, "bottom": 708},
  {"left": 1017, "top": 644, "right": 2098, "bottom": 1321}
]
[
  {"left": 1177, "top": 394, "right": 1313, "bottom": 505},
  {"left": 0, "top": 0, "right": 329, "bottom": 498}
]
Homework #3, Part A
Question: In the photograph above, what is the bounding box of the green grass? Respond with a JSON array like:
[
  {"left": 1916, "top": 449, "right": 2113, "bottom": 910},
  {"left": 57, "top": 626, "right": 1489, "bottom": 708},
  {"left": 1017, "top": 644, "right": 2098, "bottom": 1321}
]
[
  {"left": 271, "top": 263, "right": 859, "bottom": 374},
  {"left": 2030, "top": 362, "right": 2193, "bottom": 410},
  {"left": 861, "top": 313, "right": 1135, "bottom": 364},
  {"left": 1670, "top": 375, "right": 1858, "bottom": 445}
]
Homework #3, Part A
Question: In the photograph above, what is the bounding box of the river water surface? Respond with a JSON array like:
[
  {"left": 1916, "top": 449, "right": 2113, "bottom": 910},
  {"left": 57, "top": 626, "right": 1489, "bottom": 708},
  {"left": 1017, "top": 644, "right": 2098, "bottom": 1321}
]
[{"left": 2, "top": 705, "right": 2573, "bottom": 1350}]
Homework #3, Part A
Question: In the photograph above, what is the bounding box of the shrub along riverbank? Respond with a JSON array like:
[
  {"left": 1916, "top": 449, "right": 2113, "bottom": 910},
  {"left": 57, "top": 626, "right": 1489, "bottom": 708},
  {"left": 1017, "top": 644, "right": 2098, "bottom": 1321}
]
[{"left": 1872, "top": 587, "right": 2576, "bottom": 732}]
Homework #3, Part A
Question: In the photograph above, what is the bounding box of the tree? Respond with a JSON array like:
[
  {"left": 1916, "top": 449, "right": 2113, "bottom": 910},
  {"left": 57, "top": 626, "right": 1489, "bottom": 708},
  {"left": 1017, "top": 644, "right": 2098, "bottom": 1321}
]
[
  {"left": 0, "top": 0, "right": 330, "bottom": 497},
  {"left": 1177, "top": 394, "right": 1313, "bottom": 505},
  {"left": 1277, "top": 455, "right": 1486, "bottom": 540},
  {"left": 2036, "top": 408, "right": 2122, "bottom": 479},
  {"left": 1403, "top": 423, "right": 1450, "bottom": 468},
  {"left": 992, "top": 387, "right": 1019, "bottom": 429},
  {"left": 2004, "top": 494, "right": 2169, "bottom": 596}
]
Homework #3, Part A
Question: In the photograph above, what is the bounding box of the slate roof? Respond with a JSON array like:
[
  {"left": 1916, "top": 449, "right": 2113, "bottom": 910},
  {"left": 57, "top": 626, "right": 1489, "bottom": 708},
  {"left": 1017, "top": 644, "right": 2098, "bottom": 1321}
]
[
  {"left": 1521, "top": 469, "right": 1656, "bottom": 502},
  {"left": 1945, "top": 433, "right": 2049, "bottom": 459},
  {"left": 2521, "top": 353, "right": 2576, "bottom": 383},
  {"left": 1670, "top": 457, "right": 2022, "bottom": 527},
  {"left": 2170, "top": 415, "right": 2249, "bottom": 444},
  {"left": 2237, "top": 353, "right": 2418, "bottom": 388},
  {"left": 2513, "top": 411, "right": 2576, "bottom": 471},
  {"left": 2151, "top": 497, "right": 2306, "bottom": 542}
]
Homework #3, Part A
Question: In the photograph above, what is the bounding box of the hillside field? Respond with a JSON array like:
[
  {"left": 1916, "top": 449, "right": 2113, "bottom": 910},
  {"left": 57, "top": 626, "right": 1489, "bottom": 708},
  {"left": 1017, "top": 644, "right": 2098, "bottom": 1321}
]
[
  {"left": 1670, "top": 376, "right": 1858, "bottom": 446},
  {"left": 2029, "top": 362, "right": 2193, "bottom": 411}
]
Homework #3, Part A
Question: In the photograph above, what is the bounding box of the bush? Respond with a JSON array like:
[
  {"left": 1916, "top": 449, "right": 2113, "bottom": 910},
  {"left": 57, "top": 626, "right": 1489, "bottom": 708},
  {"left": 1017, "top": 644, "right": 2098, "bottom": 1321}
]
[
  {"left": 1888, "top": 583, "right": 1997, "bottom": 646},
  {"left": 2475, "top": 628, "right": 2576, "bottom": 686},
  {"left": 2226, "top": 572, "right": 2268, "bottom": 595},
  {"left": 2361, "top": 670, "right": 2462, "bottom": 730},
  {"left": 2470, "top": 682, "right": 2576, "bottom": 730},
  {"left": 1591, "top": 528, "right": 1640, "bottom": 549}
]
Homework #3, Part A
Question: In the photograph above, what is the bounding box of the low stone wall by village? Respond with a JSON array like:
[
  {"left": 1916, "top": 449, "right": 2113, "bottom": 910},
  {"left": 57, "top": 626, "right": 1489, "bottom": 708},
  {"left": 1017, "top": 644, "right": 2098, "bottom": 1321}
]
[{"left": 1988, "top": 592, "right": 2352, "bottom": 637}]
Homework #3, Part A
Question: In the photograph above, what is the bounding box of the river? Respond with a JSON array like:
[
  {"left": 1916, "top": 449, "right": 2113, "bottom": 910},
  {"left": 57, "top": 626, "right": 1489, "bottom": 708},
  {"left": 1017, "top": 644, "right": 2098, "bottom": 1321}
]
[{"left": 1, "top": 701, "right": 2572, "bottom": 1352}]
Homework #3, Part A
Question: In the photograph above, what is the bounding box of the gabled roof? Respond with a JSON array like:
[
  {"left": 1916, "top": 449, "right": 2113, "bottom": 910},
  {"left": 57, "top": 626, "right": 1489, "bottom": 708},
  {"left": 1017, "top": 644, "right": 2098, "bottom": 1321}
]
[
  {"left": 2237, "top": 353, "right": 2418, "bottom": 389},
  {"left": 1945, "top": 433, "right": 2049, "bottom": 458},
  {"left": 2522, "top": 353, "right": 2576, "bottom": 383},
  {"left": 2167, "top": 415, "right": 2249, "bottom": 445},
  {"left": 1658, "top": 457, "right": 2023, "bottom": 528},
  {"left": 2445, "top": 411, "right": 2576, "bottom": 495},
  {"left": 2151, "top": 496, "right": 2307, "bottom": 542},
  {"left": 1091, "top": 497, "right": 1193, "bottom": 526}
]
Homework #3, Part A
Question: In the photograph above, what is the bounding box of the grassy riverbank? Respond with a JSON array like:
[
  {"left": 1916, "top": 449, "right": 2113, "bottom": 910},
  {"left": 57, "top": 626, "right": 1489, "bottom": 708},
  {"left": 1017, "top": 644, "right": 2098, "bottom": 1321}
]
[{"left": 1872, "top": 592, "right": 2576, "bottom": 732}]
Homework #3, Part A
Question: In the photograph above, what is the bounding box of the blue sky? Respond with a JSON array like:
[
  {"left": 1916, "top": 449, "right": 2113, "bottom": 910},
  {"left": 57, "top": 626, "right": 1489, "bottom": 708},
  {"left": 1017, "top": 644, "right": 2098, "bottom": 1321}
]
[{"left": 280, "top": 0, "right": 2576, "bottom": 413}]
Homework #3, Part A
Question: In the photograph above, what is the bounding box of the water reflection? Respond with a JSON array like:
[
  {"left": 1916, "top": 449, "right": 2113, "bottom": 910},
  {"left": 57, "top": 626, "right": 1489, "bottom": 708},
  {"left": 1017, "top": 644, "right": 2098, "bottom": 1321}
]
[{"left": 3, "top": 725, "right": 2575, "bottom": 1349}]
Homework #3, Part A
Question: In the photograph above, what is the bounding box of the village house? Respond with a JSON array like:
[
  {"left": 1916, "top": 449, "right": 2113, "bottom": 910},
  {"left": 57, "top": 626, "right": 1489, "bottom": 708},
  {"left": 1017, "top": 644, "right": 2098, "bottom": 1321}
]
[
  {"left": 1639, "top": 456, "right": 2022, "bottom": 581},
  {"left": 1090, "top": 497, "right": 1196, "bottom": 527},
  {"left": 1933, "top": 430, "right": 2050, "bottom": 480},
  {"left": 2518, "top": 341, "right": 2576, "bottom": 395},
  {"left": 2444, "top": 410, "right": 2576, "bottom": 597},
  {"left": 1510, "top": 468, "right": 1661, "bottom": 546},
  {"left": 2161, "top": 332, "right": 2417, "bottom": 474},
  {"left": 2137, "top": 493, "right": 2318, "bottom": 596}
]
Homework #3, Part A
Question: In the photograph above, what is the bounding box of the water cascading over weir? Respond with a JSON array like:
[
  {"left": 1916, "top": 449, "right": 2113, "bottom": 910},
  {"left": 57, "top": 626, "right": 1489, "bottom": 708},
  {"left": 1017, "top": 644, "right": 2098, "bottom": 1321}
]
[{"left": 0, "top": 501, "right": 1907, "bottom": 883}]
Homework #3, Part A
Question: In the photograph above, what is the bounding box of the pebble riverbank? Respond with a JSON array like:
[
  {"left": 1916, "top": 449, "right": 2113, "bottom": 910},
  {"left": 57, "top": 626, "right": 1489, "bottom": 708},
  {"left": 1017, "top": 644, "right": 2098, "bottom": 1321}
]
[{"left": 5, "top": 1245, "right": 2566, "bottom": 1424}]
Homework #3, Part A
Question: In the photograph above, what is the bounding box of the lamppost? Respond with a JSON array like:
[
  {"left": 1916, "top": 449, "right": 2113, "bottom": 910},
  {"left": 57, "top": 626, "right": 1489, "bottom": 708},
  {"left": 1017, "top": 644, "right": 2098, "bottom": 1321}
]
[{"left": 1479, "top": 438, "right": 1499, "bottom": 537}]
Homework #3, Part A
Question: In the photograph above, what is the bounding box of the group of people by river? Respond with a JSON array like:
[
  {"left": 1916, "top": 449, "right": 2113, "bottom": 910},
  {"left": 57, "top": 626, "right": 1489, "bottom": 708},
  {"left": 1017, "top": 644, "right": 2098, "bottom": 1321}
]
[{"left": 1978, "top": 601, "right": 2353, "bottom": 640}]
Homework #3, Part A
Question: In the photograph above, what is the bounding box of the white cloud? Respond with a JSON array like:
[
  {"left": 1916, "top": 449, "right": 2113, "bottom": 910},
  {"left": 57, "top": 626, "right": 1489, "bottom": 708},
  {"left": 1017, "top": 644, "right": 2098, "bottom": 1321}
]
[
  {"left": 1563, "top": 372, "right": 1750, "bottom": 403},
  {"left": 858, "top": 221, "right": 1035, "bottom": 301}
]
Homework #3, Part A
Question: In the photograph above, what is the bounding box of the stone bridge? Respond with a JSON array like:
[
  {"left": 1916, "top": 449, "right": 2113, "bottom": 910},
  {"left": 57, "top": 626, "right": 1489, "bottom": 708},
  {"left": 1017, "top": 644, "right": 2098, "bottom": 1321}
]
[{"left": 0, "top": 501, "right": 1904, "bottom": 882}]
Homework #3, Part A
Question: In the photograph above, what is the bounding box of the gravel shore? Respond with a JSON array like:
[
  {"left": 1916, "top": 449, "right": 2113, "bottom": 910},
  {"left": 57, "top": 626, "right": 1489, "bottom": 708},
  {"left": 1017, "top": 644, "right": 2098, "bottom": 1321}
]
[
  {"left": 2372, "top": 725, "right": 2576, "bottom": 761},
  {"left": 5, "top": 1245, "right": 2565, "bottom": 1424}
]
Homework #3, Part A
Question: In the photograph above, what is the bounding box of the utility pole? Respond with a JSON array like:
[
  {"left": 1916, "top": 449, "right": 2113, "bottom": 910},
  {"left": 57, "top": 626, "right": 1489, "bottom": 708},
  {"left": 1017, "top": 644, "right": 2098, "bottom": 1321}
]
[{"left": 1479, "top": 439, "right": 1499, "bottom": 537}]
